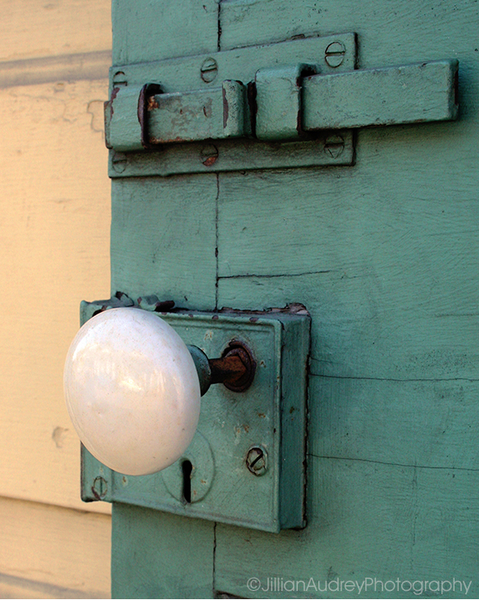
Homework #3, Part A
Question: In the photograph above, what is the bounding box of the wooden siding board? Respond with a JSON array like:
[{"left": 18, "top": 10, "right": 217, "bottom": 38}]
[
  {"left": 0, "top": 497, "right": 110, "bottom": 598},
  {"left": 0, "top": 51, "right": 111, "bottom": 88},
  {"left": 0, "top": 79, "right": 111, "bottom": 513},
  {"left": 0, "top": 0, "right": 111, "bottom": 63}
]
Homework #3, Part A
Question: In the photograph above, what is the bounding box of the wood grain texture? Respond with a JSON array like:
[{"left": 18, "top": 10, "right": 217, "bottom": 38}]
[
  {"left": 0, "top": 79, "right": 111, "bottom": 514},
  {"left": 0, "top": 0, "right": 111, "bottom": 62},
  {"left": 219, "top": 0, "right": 479, "bottom": 71},
  {"left": 310, "top": 376, "right": 479, "bottom": 469},
  {"left": 0, "top": 497, "right": 110, "bottom": 598},
  {"left": 109, "top": 0, "right": 479, "bottom": 598},
  {"left": 111, "top": 176, "right": 218, "bottom": 311},
  {"left": 112, "top": 0, "right": 220, "bottom": 65},
  {"left": 211, "top": 3, "right": 479, "bottom": 597},
  {"left": 216, "top": 118, "right": 479, "bottom": 381},
  {"left": 112, "top": 503, "right": 215, "bottom": 599},
  {"left": 215, "top": 457, "right": 479, "bottom": 598}
]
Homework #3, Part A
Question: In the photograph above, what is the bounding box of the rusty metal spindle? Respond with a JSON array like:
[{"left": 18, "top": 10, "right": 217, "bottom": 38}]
[{"left": 209, "top": 343, "right": 256, "bottom": 393}]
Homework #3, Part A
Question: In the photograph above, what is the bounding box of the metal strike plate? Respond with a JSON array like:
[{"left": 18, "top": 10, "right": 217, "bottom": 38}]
[
  {"left": 81, "top": 307, "right": 310, "bottom": 533},
  {"left": 107, "top": 33, "right": 357, "bottom": 177}
]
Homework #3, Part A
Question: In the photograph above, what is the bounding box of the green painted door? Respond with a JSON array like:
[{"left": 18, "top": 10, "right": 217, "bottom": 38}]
[{"left": 108, "top": 1, "right": 479, "bottom": 597}]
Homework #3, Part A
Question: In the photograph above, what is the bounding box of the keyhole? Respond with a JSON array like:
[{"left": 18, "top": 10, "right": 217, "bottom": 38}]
[{"left": 181, "top": 459, "right": 193, "bottom": 504}]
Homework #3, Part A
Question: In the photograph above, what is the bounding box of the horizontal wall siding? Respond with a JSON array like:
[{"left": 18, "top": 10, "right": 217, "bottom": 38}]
[
  {"left": 0, "top": 1, "right": 113, "bottom": 597},
  {"left": 0, "top": 497, "right": 110, "bottom": 599}
]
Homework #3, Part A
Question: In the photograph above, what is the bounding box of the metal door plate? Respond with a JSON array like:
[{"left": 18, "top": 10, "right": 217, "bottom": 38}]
[{"left": 81, "top": 308, "right": 310, "bottom": 533}]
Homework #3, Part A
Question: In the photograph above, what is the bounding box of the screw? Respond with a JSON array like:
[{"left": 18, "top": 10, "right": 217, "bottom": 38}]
[
  {"left": 200, "top": 144, "right": 219, "bottom": 167},
  {"left": 325, "top": 41, "right": 346, "bottom": 68},
  {"left": 112, "top": 71, "right": 128, "bottom": 86},
  {"left": 324, "top": 135, "right": 345, "bottom": 159},
  {"left": 92, "top": 476, "right": 108, "bottom": 500},
  {"left": 246, "top": 446, "right": 268, "bottom": 476},
  {"left": 200, "top": 58, "right": 218, "bottom": 83},
  {"left": 111, "top": 151, "right": 127, "bottom": 173}
]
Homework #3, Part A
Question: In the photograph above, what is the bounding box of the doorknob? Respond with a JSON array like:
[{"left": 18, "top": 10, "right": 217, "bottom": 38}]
[{"left": 64, "top": 307, "right": 255, "bottom": 476}]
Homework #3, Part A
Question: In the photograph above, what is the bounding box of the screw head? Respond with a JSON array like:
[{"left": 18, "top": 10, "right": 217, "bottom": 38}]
[
  {"left": 325, "top": 41, "right": 346, "bottom": 68},
  {"left": 200, "top": 58, "right": 218, "bottom": 83},
  {"left": 112, "top": 71, "right": 128, "bottom": 86},
  {"left": 246, "top": 446, "right": 268, "bottom": 476},
  {"left": 111, "top": 151, "right": 127, "bottom": 173},
  {"left": 92, "top": 476, "right": 108, "bottom": 500},
  {"left": 200, "top": 144, "right": 219, "bottom": 167},
  {"left": 324, "top": 135, "right": 345, "bottom": 158}
]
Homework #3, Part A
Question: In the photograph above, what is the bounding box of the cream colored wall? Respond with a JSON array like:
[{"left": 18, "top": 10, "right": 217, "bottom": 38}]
[{"left": 0, "top": 2, "right": 112, "bottom": 598}]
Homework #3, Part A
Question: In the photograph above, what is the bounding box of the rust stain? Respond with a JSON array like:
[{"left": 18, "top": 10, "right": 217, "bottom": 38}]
[
  {"left": 203, "top": 155, "right": 218, "bottom": 167},
  {"left": 109, "top": 86, "right": 120, "bottom": 118},
  {"left": 148, "top": 96, "right": 159, "bottom": 110},
  {"left": 203, "top": 99, "right": 213, "bottom": 119},
  {"left": 219, "top": 303, "right": 309, "bottom": 316}
]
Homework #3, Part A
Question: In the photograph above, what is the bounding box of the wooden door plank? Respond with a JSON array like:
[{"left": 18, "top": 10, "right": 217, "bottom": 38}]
[
  {"left": 216, "top": 121, "right": 479, "bottom": 381},
  {"left": 310, "top": 376, "right": 479, "bottom": 470},
  {"left": 219, "top": 0, "right": 478, "bottom": 72},
  {"left": 215, "top": 457, "right": 479, "bottom": 598},
  {"left": 112, "top": 0, "right": 220, "bottom": 65},
  {"left": 112, "top": 504, "right": 215, "bottom": 599},
  {"left": 111, "top": 175, "right": 218, "bottom": 311},
  {"left": 218, "top": 268, "right": 479, "bottom": 381}
]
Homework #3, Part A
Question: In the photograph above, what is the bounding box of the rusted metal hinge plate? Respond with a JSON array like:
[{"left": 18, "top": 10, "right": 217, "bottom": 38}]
[{"left": 107, "top": 33, "right": 357, "bottom": 178}]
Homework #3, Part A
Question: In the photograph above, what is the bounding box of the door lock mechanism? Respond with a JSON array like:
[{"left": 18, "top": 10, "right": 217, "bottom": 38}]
[{"left": 67, "top": 295, "right": 310, "bottom": 532}]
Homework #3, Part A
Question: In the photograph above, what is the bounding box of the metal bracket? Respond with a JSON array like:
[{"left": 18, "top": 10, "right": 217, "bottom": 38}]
[{"left": 106, "top": 33, "right": 357, "bottom": 177}]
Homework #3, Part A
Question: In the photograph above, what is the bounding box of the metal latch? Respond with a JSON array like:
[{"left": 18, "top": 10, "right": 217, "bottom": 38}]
[
  {"left": 106, "top": 59, "right": 458, "bottom": 150},
  {"left": 107, "top": 81, "right": 246, "bottom": 152},
  {"left": 103, "top": 34, "right": 458, "bottom": 177}
]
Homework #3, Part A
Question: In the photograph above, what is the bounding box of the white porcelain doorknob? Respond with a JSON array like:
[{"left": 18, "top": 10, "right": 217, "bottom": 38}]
[{"left": 64, "top": 308, "right": 201, "bottom": 476}]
